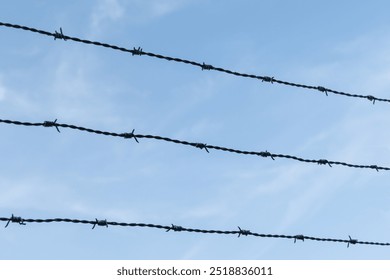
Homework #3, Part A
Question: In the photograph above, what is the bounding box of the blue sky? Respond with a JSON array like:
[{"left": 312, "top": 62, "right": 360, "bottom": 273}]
[{"left": 1, "top": 0, "right": 390, "bottom": 259}]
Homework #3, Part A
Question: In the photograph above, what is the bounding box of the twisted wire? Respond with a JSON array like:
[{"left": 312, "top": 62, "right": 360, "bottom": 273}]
[
  {"left": 0, "top": 118, "right": 389, "bottom": 171},
  {"left": 1, "top": 215, "right": 388, "bottom": 247},
  {"left": 0, "top": 21, "right": 388, "bottom": 104}
]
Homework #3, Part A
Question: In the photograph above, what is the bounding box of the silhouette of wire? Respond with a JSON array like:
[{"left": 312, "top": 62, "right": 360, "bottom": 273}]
[
  {"left": 1, "top": 215, "right": 388, "bottom": 247},
  {"left": 0, "top": 118, "right": 388, "bottom": 172},
  {"left": 0, "top": 21, "right": 388, "bottom": 104}
]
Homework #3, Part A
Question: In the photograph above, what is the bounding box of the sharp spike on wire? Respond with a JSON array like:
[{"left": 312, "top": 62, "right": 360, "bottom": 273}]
[
  {"left": 0, "top": 21, "right": 389, "bottom": 104},
  {"left": 0, "top": 216, "right": 389, "bottom": 247},
  {"left": 0, "top": 117, "right": 389, "bottom": 172}
]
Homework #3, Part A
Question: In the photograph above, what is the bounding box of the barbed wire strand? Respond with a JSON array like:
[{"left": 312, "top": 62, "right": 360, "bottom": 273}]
[
  {"left": 0, "top": 118, "right": 388, "bottom": 172},
  {"left": 0, "top": 21, "right": 388, "bottom": 105},
  {"left": 1, "top": 215, "right": 388, "bottom": 247}
]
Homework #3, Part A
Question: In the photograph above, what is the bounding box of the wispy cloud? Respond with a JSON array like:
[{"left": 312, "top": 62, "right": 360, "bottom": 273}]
[
  {"left": 89, "top": 0, "right": 193, "bottom": 32},
  {"left": 0, "top": 177, "right": 71, "bottom": 212},
  {"left": 0, "top": 74, "right": 40, "bottom": 116},
  {"left": 179, "top": 201, "right": 234, "bottom": 221},
  {"left": 0, "top": 78, "right": 6, "bottom": 102},
  {"left": 270, "top": 110, "right": 390, "bottom": 233},
  {"left": 68, "top": 202, "right": 140, "bottom": 221},
  {"left": 292, "top": 28, "right": 390, "bottom": 97},
  {"left": 40, "top": 49, "right": 123, "bottom": 126},
  {"left": 144, "top": 0, "right": 190, "bottom": 18},
  {"left": 108, "top": 0, "right": 193, "bottom": 25},
  {"left": 90, "top": 0, "right": 125, "bottom": 30}
]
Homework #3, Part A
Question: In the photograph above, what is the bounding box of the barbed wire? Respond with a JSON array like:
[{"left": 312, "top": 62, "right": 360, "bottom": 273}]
[
  {"left": 1, "top": 214, "right": 388, "bottom": 247},
  {"left": 0, "top": 21, "right": 388, "bottom": 104},
  {"left": 0, "top": 118, "right": 389, "bottom": 172}
]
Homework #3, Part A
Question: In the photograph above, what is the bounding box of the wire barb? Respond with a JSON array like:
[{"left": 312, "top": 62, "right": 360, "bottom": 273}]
[
  {"left": 201, "top": 62, "right": 213, "bottom": 71},
  {"left": 43, "top": 119, "right": 60, "bottom": 133},
  {"left": 0, "top": 117, "right": 390, "bottom": 172},
  {"left": 237, "top": 226, "right": 251, "bottom": 237},
  {"left": 1, "top": 216, "right": 389, "bottom": 247},
  {"left": 121, "top": 129, "right": 139, "bottom": 143},
  {"left": 194, "top": 143, "right": 209, "bottom": 153},
  {"left": 1, "top": 21, "right": 390, "bottom": 104},
  {"left": 317, "top": 86, "right": 329, "bottom": 96},
  {"left": 318, "top": 159, "right": 332, "bottom": 167},
  {"left": 166, "top": 224, "right": 184, "bottom": 232},
  {"left": 261, "top": 76, "right": 274, "bottom": 83},
  {"left": 5, "top": 214, "right": 26, "bottom": 228},
  {"left": 367, "top": 95, "right": 376, "bottom": 104},
  {"left": 92, "top": 219, "right": 108, "bottom": 229},
  {"left": 54, "top": 27, "right": 66, "bottom": 41},
  {"left": 132, "top": 47, "right": 143, "bottom": 56},
  {"left": 259, "top": 151, "right": 275, "bottom": 160},
  {"left": 347, "top": 235, "right": 358, "bottom": 248},
  {"left": 294, "top": 234, "right": 305, "bottom": 243},
  {"left": 370, "top": 165, "right": 379, "bottom": 172}
]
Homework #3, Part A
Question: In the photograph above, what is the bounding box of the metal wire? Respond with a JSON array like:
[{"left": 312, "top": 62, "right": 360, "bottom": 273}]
[
  {"left": 1, "top": 215, "right": 388, "bottom": 247},
  {"left": 0, "top": 21, "right": 388, "bottom": 104},
  {"left": 0, "top": 117, "right": 389, "bottom": 171}
]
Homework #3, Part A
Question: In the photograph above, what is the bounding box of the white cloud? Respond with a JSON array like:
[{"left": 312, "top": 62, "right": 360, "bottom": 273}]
[
  {"left": 273, "top": 109, "right": 390, "bottom": 231},
  {"left": 298, "top": 29, "right": 390, "bottom": 97},
  {"left": 90, "top": 0, "right": 125, "bottom": 29},
  {"left": 90, "top": 0, "right": 192, "bottom": 31},
  {"left": 214, "top": 94, "right": 390, "bottom": 233},
  {"left": 41, "top": 49, "right": 121, "bottom": 126},
  {"left": 0, "top": 182, "right": 32, "bottom": 208},
  {"left": 0, "top": 79, "right": 6, "bottom": 101},
  {"left": 69, "top": 202, "right": 140, "bottom": 221},
  {"left": 263, "top": 30, "right": 390, "bottom": 232},
  {"left": 115, "top": 0, "right": 193, "bottom": 24},
  {"left": 0, "top": 75, "right": 41, "bottom": 116},
  {"left": 0, "top": 178, "right": 70, "bottom": 211},
  {"left": 180, "top": 202, "right": 233, "bottom": 220},
  {"left": 146, "top": 0, "right": 188, "bottom": 18}
]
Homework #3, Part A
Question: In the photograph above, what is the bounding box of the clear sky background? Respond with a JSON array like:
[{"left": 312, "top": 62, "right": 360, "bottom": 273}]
[{"left": 1, "top": 0, "right": 390, "bottom": 259}]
